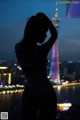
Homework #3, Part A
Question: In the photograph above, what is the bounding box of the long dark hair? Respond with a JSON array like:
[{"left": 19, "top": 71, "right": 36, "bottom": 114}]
[{"left": 22, "top": 13, "right": 49, "bottom": 43}]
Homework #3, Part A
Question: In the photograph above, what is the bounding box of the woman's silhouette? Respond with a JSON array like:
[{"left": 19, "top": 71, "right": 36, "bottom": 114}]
[{"left": 15, "top": 12, "right": 58, "bottom": 120}]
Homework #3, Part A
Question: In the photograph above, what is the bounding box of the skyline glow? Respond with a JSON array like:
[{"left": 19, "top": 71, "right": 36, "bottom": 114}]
[{"left": 0, "top": 0, "right": 80, "bottom": 61}]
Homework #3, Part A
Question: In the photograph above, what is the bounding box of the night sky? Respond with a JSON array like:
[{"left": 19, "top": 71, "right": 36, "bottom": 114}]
[{"left": 0, "top": 0, "right": 80, "bottom": 61}]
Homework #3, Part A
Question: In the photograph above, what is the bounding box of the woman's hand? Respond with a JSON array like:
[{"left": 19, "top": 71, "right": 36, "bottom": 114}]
[{"left": 36, "top": 12, "right": 58, "bottom": 39}]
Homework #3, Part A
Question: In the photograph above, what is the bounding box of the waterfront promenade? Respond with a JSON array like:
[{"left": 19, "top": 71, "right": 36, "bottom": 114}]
[
  {"left": 53, "top": 82, "right": 80, "bottom": 88},
  {"left": 0, "top": 82, "right": 80, "bottom": 94}
]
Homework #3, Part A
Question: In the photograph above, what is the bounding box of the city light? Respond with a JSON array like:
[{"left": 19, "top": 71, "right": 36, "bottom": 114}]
[
  {"left": 57, "top": 103, "right": 72, "bottom": 111},
  {"left": 17, "top": 66, "right": 22, "bottom": 70},
  {"left": 8, "top": 73, "right": 11, "bottom": 85},
  {"left": 0, "top": 67, "right": 8, "bottom": 69},
  {"left": 0, "top": 84, "right": 24, "bottom": 94}
]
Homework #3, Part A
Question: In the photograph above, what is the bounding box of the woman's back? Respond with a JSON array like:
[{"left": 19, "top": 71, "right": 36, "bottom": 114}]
[{"left": 15, "top": 41, "right": 48, "bottom": 83}]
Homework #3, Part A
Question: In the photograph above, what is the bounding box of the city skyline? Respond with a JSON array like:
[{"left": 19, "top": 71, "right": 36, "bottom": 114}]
[{"left": 0, "top": 0, "right": 80, "bottom": 61}]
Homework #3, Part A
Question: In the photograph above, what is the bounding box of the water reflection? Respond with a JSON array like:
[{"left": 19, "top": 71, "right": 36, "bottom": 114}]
[
  {"left": 55, "top": 85, "right": 80, "bottom": 105},
  {"left": 0, "top": 85, "right": 80, "bottom": 120},
  {"left": 0, "top": 93, "right": 23, "bottom": 120}
]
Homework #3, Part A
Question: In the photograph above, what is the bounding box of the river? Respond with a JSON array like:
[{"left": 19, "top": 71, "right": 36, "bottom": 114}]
[{"left": 0, "top": 85, "right": 80, "bottom": 120}]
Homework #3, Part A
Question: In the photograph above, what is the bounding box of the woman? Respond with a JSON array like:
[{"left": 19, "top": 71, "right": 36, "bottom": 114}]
[{"left": 15, "top": 12, "right": 58, "bottom": 120}]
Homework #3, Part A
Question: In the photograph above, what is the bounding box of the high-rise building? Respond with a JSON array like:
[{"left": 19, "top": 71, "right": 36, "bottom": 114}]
[{"left": 67, "top": 0, "right": 80, "bottom": 18}]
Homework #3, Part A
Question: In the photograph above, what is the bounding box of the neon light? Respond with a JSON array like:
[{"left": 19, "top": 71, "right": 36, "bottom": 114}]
[{"left": 49, "top": 3, "right": 60, "bottom": 82}]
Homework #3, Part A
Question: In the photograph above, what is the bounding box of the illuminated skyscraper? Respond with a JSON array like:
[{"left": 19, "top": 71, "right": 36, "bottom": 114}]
[
  {"left": 49, "top": 2, "right": 60, "bottom": 84},
  {"left": 67, "top": 0, "right": 80, "bottom": 18}
]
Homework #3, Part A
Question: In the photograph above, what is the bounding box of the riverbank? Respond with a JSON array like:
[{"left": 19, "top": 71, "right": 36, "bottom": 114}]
[
  {"left": 53, "top": 82, "right": 80, "bottom": 88},
  {"left": 0, "top": 82, "right": 80, "bottom": 94}
]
